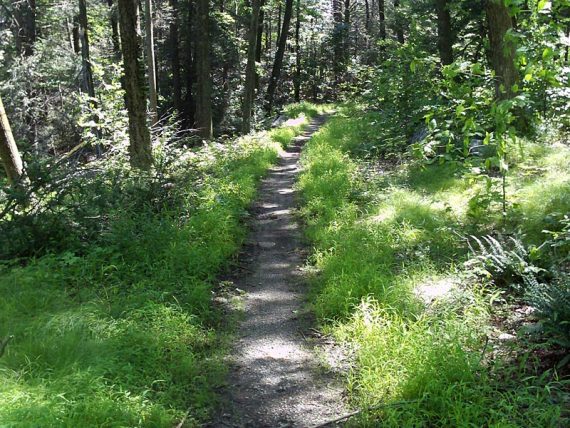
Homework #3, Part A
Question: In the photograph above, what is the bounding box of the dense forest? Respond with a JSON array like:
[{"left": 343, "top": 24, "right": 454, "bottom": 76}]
[{"left": 1, "top": 0, "right": 569, "bottom": 426}]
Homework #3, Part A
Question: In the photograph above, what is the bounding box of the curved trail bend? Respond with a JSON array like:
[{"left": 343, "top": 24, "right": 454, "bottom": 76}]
[{"left": 213, "top": 116, "right": 347, "bottom": 427}]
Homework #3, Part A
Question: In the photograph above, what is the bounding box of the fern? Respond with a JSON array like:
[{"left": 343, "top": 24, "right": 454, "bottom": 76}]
[
  {"left": 525, "top": 275, "right": 570, "bottom": 348},
  {"left": 465, "top": 234, "right": 542, "bottom": 293}
]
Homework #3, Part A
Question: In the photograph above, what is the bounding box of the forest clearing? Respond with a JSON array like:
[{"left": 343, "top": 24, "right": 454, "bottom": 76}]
[{"left": 1, "top": 0, "right": 569, "bottom": 427}]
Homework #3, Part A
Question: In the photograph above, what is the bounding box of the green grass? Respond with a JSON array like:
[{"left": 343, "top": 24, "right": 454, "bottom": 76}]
[
  {"left": 0, "top": 113, "right": 313, "bottom": 427},
  {"left": 298, "top": 104, "right": 568, "bottom": 426}
]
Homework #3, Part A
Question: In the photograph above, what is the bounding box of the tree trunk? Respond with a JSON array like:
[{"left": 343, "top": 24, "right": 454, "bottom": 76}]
[
  {"left": 265, "top": 0, "right": 293, "bottom": 113},
  {"left": 255, "top": 0, "right": 265, "bottom": 89},
  {"left": 78, "top": 0, "right": 96, "bottom": 100},
  {"left": 195, "top": 0, "right": 213, "bottom": 138},
  {"left": 394, "top": 0, "right": 405, "bottom": 44},
  {"left": 378, "top": 0, "right": 386, "bottom": 41},
  {"left": 294, "top": 0, "right": 301, "bottom": 102},
  {"left": 145, "top": 0, "right": 158, "bottom": 125},
  {"left": 117, "top": 0, "right": 153, "bottom": 170},
  {"left": 170, "top": 0, "right": 182, "bottom": 116},
  {"left": 435, "top": 0, "right": 454, "bottom": 65},
  {"left": 183, "top": 3, "right": 196, "bottom": 127},
  {"left": 486, "top": 0, "right": 518, "bottom": 100},
  {"left": 107, "top": 0, "right": 122, "bottom": 57},
  {"left": 364, "top": 0, "right": 370, "bottom": 32},
  {"left": 242, "top": 0, "right": 261, "bottom": 133},
  {"left": 0, "top": 96, "right": 24, "bottom": 185},
  {"left": 14, "top": 0, "right": 36, "bottom": 57}
]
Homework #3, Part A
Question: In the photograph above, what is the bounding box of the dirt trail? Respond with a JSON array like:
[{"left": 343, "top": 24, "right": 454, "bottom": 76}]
[{"left": 212, "top": 116, "right": 347, "bottom": 427}]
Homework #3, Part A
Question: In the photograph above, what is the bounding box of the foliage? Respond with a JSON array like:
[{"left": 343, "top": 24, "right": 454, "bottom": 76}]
[
  {"left": 464, "top": 234, "right": 543, "bottom": 293},
  {"left": 298, "top": 107, "right": 566, "bottom": 426},
  {"left": 525, "top": 274, "right": 570, "bottom": 349},
  {"left": 0, "top": 112, "right": 312, "bottom": 426}
]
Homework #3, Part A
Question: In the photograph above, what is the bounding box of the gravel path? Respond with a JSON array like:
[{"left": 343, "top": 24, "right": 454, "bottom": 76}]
[{"left": 211, "top": 116, "right": 347, "bottom": 427}]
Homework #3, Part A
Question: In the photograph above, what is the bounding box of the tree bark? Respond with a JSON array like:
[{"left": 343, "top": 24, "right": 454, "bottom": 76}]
[
  {"left": 145, "top": 0, "right": 158, "bottom": 125},
  {"left": 0, "top": 95, "right": 24, "bottom": 185},
  {"left": 184, "top": 3, "right": 196, "bottom": 127},
  {"left": 242, "top": 0, "right": 261, "bottom": 133},
  {"left": 486, "top": 0, "right": 518, "bottom": 100},
  {"left": 14, "top": 0, "right": 36, "bottom": 57},
  {"left": 195, "top": 0, "right": 213, "bottom": 138},
  {"left": 394, "top": 0, "right": 405, "bottom": 44},
  {"left": 78, "top": 0, "right": 96, "bottom": 100},
  {"left": 293, "top": 0, "right": 301, "bottom": 102},
  {"left": 169, "top": 0, "right": 182, "bottom": 116},
  {"left": 117, "top": 0, "right": 153, "bottom": 170},
  {"left": 435, "top": 0, "right": 454, "bottom": 65},
  {"left": 378, "top": 0, "right": 386, "bottom": 41},
  {"left": 107, "top": 0, "right": 122, "bottom": 58},
  {"left": 364, "top": 0, "right": 370, "bottom": 32},
  {"left": 265, "top": 0, "right": 293, "bottom": 113},
  {"left": 255, "top": 0, "right": 265, "bottom": 89}
]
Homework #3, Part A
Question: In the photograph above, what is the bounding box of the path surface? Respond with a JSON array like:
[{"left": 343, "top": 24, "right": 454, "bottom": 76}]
[{"left": 212, "top": 116, "right": 347, "bottom": 427}]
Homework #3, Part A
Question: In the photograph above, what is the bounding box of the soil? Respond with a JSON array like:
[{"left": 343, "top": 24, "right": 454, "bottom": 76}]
[{"left": 210, "top": 116, "right": 348, "bottom": 427}]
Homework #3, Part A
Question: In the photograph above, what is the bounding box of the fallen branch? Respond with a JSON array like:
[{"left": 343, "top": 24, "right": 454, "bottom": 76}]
[{"left": 312, "top": 400, "right": 420, "bottom": 427}]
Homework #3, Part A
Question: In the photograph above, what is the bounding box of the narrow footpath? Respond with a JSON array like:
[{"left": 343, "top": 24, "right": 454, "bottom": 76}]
[{"left": 212, "top": 116, "right": 347, "bottom": 427}]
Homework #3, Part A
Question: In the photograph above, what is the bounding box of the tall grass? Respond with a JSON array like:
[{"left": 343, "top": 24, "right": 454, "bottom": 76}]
[
  {"left": 0, "top": 109, "right": 316, "bottom": 427},
  {"left": 298, "top": 105, "right": 567, "bottom": 426}
]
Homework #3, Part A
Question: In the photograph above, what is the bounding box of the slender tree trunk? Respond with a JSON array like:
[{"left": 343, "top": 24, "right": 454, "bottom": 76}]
[
  {"left": 170, "top": 0, "right": 182, "bottom": 115},
  {"left": 294, "top": 0, "right": 301, "bottom": 102},
  {"left": 277, "top": 1, "right": 282, "bottom": 41},
  {"left": 265, "top": 0, "right": 293, "bottom": 113},
  {"left": 255, "top": 0, "right": 265, "bottom": 89},
  {"left": 107, "top": 0, "right": 122, "bottom": 57},
  {"left": 195, "top": 0, "right": 213, "bottom": 138},
  {"left": 0, "top": 96, "right": 24, "bottom": 185},
  {"left": 117, "top": 0, "right": 153, "bottom": 169},
  {"left": 364, "top": 0, "right": 370, "bottom": 32},
  {"left": 486, "top": 0, "right": 518, "bottom": 100},
  {"left": 184, "top": 3, "right": 196, "bottom": 127},
  {"left": 394, "top": 0, "right": 404, "bottom": 44},
  {"left": 435, "top": 0, "right": 454, "bottom": 65},
  {"left": 78, "top": 0, "right": 96, "bottom": 100},
  {"left": 145, "top": 0, "right": 158, "bottom": 125},
  {"left": 72, "top": 16, "right": 81, "bottom": 54},
  {"left": 378, "top": 0, "right": 386, "bottom": 41},
  {"left": 242, "top": 0, "right": 261, "bottom": 133},
  {"left": 14, "top": 0, "right": 36, "bottom": 57}
]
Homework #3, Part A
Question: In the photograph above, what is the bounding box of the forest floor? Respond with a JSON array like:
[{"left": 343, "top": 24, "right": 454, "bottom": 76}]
[{"left": 211, "top": 115, "right": 348, "bottom": 427}]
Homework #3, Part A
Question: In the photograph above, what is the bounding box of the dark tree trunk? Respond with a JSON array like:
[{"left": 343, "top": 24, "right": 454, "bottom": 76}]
[
  {"left": 242, "top": 0, "right": 261, "bottom": 133},
  {"left": 394, "top": 0, "right": 405, "bottom": 43},
  {"left": 294, "top": 0, "right": 301, "bottom": 102},
  {"left": 277, "top": 1, "right": 282, "bottom": 41},
  {"left": 195, "top": 0, "right": 213, "bottom": 138},
  {"left": 145, "top": 0, "right": 158, "bottom": 125},
  {"left": 78, "top": 0, "right": 96, "bottom": 100},
  {"left": 265, "top": 0, "right": 293, "bottom": 113},
  {"left": 435, "top": 0, "right": 454, "bottom": 65},
  {"left": 72, "top": 16, "right": 81, "bottom": 54},
  {"left": 14, "top": 0, "right": 36, "bottom": 57},
  {"left": 378, "top": 0, "right": 386, "bottom": 41},
  {"left": 255, "top": 0, "right": 265, "bottom": 89},
  {"left": 117, "top": 0, "right": 153, "bottom": 169},
  {"left": 170, "top": 0, "right": 182, "bottom": 116},
  {"left": 183, "top": 3, "right": 196, "bottom": 126},
  {"left": 0, "top": 96, "right": 24, "bottom": 185},
  {"left": 486, "top": 0, "right": 518, "bottom": 100},
  {"left": 364, "top": 0, "right": 370, "bottom": 32},
  {"left": 107, "top": 0, "right": 121, "bottom": 57}
]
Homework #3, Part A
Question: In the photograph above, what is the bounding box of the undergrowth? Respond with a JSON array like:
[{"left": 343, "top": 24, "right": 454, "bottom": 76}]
[
  {"left": 298, "top": 104, "right": 569, "bottom": 426},
  {"left": 0, "top": 102, "right": 322, "bottom": 426}
]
